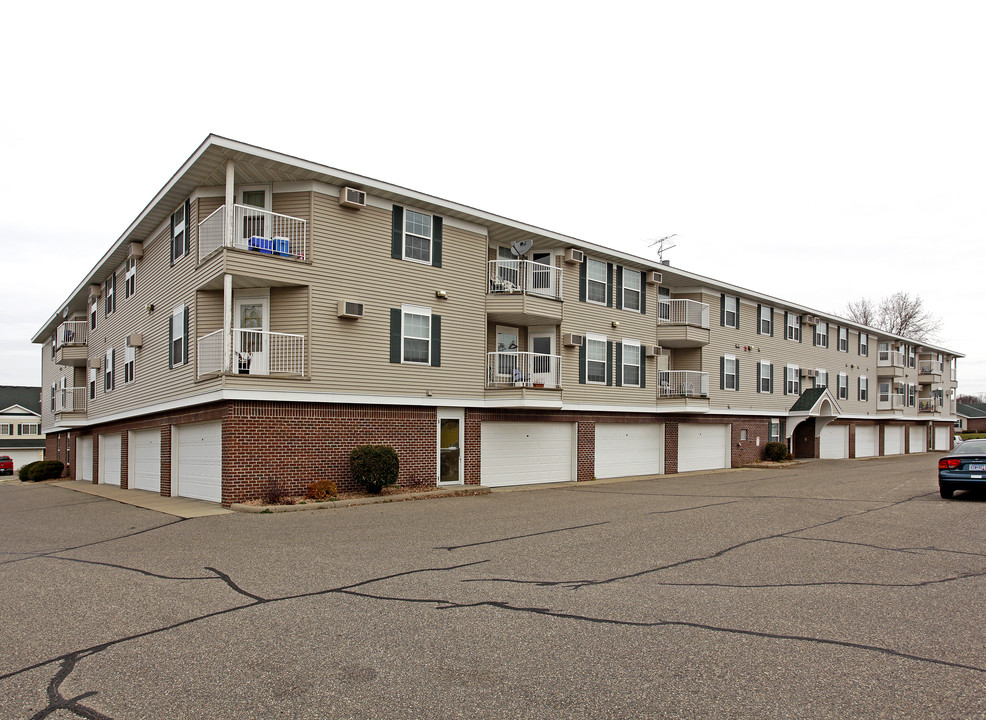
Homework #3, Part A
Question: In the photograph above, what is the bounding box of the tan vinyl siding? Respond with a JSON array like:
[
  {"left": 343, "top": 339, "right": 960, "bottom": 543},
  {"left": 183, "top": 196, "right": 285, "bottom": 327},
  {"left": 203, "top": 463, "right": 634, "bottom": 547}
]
[{"left": 196, "top": 290, "right": 224, "bottom": 335}]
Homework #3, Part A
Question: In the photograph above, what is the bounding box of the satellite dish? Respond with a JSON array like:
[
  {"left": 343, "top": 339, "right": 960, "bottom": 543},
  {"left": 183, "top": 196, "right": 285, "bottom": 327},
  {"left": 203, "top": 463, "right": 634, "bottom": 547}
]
[{"left": 510, "top": 238, "right": 534, "bottom": 257}]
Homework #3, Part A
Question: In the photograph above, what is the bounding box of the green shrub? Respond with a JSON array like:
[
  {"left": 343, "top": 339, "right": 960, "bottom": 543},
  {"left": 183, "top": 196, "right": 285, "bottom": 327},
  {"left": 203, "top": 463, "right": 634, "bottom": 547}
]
[
  {"left": 19, "top": 461, "right": 64, "bottom": 482},
  {"left": 350, "top": 445, "right": 399, "bottom": 494},
  {"left": 306, "top": 479, "right": 338, "bottom": 500},
  {"left": 764, "top": 442, "right": 788, "bottom": 462}
]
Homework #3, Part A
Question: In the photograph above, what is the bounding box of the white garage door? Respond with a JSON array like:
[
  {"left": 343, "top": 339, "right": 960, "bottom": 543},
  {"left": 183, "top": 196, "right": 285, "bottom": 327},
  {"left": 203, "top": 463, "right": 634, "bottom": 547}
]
[
  {"left": 98, "top": 434, "right": 121, "bottom": 486},
  {"left": 130, "top": 429, "right": 161, "bottom": 493},
  {"left": 481, "top": 422, "right": 574, "bottom": 487},
  {"left": 884, "top": 426, "right": 904, "bottom": 456},
  {"left": 855, "top": 426, "right": 877, "bottom": 458},
  {"left": 4, "top": 449, "right": 43, "bottom": 472},
  {"left": 819, "top": 425, "right": 849, "bottom": 459},
  {"left": 176, "top": 422, "right": 222, "bottom": 502},
  {"left": 934, "top": 426, "right": 950, "bottom": 451},
  {"left": 908, "top": 426, "right": 926, "bottom": 453},
  {"left": 595, "top": 423, "right": 664, "bottom": 478},
  {"left": 78, "top": 436, "right": 93, "bottom": 481},
  {"left": 678, "top": 423, "right": 730, "bottom": 473}
]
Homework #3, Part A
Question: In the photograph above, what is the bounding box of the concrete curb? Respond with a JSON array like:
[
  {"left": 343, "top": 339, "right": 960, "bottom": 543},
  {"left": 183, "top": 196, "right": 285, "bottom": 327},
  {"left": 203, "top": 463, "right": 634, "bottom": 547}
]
[{"left": 230, "top": 487, "right": 492, "bottom": 513}]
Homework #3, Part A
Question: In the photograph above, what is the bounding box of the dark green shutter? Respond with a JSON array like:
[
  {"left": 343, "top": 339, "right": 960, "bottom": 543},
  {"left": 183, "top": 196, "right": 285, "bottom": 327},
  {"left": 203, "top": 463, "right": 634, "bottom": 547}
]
[
  {"left": 615, "top": 267, "right": 623, "bottom": 310},
  {"left": 578, "top": 342, "right": 586, "bottom": 384},
  {"left": 756, "top": 361, "right": 761, "bottom": 393},
  {"left": 735, "top": 359, "right": 739, "bottom": 391},
  {"left": 170, "top": 211, "right": 176, "bottom": 267},
  {"left": 769, "top": 363, "right": 774, "bottom": 393},
  {"left": 389, "top": 309, "right": 401, "bottom": 363},
  {"left": 606, "top": 263, "right": 614, "bottom": 307},
  {"left": 757, "top": 304, "right": 762, "bottom": 335},
  {"left": 606, "top": 341, "right": 613, "bottom": 386},
  {"left": 735, "top": 298, "right": 739, "bottom": 330},
  {"left": 640, "top": 271, "right": 647, "bottom": 314},
  {"left": 430, "top": 314, "right": 441, "bottom": 367},
  {"left": 183, "top": 198, "right": 191, "bottom": 256},
  {"left": 183, "top": 307, "right": 189, "bottom": 365},
  {"left": 391, "top": 206, "right": 404, "bottom": 259},
  {"left": 720, "top": 356, "right": 725, "bottom": 389},
  {"left": 640, "top": 351, "right": 646, "bottom": 388},
  {"left": 799, "top": 317, "right": 803, "bottom": 343},
  {"left": 615, "top": 342, "right": 623, "bottom": 386},
  {"left": 432, "top": 216, "right": 443, "bottom": 268},
  {"left": 720, "top": 294, "right": 726, "bottom": 326},
  {"left": 578, "top": 259, "right": 587, "bottom": 302},
  {"left": 168, "top": 316, "right": 173, "bottom": 369},
  {"left": 769, "top": 307, "right": 774, "bottom": 337}
]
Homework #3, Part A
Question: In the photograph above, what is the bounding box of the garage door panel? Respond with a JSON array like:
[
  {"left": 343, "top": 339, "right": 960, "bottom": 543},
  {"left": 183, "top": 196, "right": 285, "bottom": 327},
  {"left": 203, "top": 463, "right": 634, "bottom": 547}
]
[
  {"left": 596, "top": 424, "right": 664, "bottom": 478},
  {"left": 908, "top": 426, "right": 926, "bottom": 453},
  {"left": 131, "top": 429, "right": 161, "bottom": 493},
  {"left": 176, "top": 422, "right": 222, "bottom": 503},
  {"left": 934, "top": 426, "right": 950, "bottom": 451},
  {"left": 482, "top": 422, "right": 574, "bottom": 487},
  {"left": 678, "top": 424, "right": 729, "bottom": 473},
  {"left": 99, "top": 435, "right": 121, "bottom": 486},
  {"left": 820, "top": 425, "right": 848, "bottom": 459},
  {"left": 855, "top": 426, "right": 877, "bottom": 458},
  {"left": 78, "top": 437, "right": 93, "bottom": 482},
  {"left": 884, "top": 426, "right": 904, "bottom": 455}
]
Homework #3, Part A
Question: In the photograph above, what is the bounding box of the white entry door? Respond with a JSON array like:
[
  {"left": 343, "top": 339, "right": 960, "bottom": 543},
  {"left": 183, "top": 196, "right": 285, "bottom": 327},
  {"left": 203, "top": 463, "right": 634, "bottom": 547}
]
[
  {"left": 234, "top": 295, "right": 270, "bottom": 375},
  {"left": 528, "top": 327, "right": 557, "bottom": 388},
  {"left": 236, "top": 186, "right": 269, "bottom": 249},
  {"left": 78, "top": 436, "right": 93, "bottom": 482},
  {"left": 527, "top": 252, "right": 556, "bottom": 297}
]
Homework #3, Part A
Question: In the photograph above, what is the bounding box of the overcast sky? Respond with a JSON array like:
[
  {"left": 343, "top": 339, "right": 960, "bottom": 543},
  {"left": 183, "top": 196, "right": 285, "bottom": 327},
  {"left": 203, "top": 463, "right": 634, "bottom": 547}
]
[{"left": 2, "top": 1, "right": 983, "bottom": 394}]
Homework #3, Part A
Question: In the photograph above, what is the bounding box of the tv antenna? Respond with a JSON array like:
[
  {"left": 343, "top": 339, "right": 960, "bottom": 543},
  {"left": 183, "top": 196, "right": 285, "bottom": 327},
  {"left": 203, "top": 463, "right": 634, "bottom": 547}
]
[{"left": 648, "top": 234, "right": 677, "bottom": 263}]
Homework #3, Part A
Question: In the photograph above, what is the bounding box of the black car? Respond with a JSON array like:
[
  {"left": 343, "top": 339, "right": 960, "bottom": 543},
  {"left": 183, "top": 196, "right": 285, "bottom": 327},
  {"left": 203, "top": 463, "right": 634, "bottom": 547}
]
[{"left": 938, "top": 439, "right": 986, "bottom": 498}]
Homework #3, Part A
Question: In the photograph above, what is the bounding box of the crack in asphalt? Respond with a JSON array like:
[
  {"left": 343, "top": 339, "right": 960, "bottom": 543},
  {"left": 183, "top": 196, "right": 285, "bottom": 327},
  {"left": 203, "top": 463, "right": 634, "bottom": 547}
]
[
  {"left": 562, "top": 487, "right": 890, "bottom": 504},
  {"left": 787, "top": 535, "right": 986, "bottom": 559},
  {"left": 435, "top": 522, "right": 610, "bottom": 551},
  {"left": 648, "top": 500, "right": 740, "bottom": 515},
  {"left": 0, "top": 497, "right": 104, "bottom": 515},
  {"left": 27, "top": 652, "right": 113, "bottom": 720}
]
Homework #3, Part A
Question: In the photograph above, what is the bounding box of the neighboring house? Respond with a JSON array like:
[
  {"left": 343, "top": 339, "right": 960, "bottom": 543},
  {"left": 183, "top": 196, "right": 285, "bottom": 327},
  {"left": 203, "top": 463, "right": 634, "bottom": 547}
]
[
  {"left": 0, "top": 386, "right": 45, "bottom": 472},
  {"left": 32, "top": 136, "right": 962, "bottom": 504},
  {"left": 955, "top": 403, "right": 986, "bottom": 433}
]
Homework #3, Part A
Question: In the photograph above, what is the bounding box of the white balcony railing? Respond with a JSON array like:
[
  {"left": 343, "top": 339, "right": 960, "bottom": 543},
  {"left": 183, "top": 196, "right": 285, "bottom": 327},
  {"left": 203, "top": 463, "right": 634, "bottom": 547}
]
[
  {"left": 486, "top": 352, "right": 561, "bottom": 389},
  {"left": 877, "top": 392, "right": 906, "bottom": 410},
  {"left": 658, "top": 370, "right": 709, "bottom": 398},
  {"left": 487, "top": 260, "right": 563, "bottom": 301},
  {"left": 878, "top": 350, "right": 905, "bottom": 367},
  {"left": 197, "top": 329, "right": 306, "bottom": 376},
  {"left": 198, "top": 204, "right": 308, "bottom": 261},
  {"left": 919, "top": 397, "right": 942, "bottom": 413},
  {"left": 55, "top": 321, "right": 88, "bottom": 348},
  {"left": 919, "top": 361, "right": 942, "bottom": 375},
  {"left": 55, "top": 387, "right": 87, "bottom": 413},
  {"left": 658, "top": 299, "right": 710, "bottom": 328}
]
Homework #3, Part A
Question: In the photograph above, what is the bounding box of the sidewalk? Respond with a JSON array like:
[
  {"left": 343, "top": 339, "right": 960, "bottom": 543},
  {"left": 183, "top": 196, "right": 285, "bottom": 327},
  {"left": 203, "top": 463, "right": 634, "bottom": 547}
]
[{"left": 51, "top": 481, "right": 233, "bottom": 518}]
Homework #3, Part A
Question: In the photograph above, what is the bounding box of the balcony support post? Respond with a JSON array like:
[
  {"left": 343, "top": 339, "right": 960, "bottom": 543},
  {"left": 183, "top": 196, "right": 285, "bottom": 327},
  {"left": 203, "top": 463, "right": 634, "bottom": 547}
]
[
  {"left": 222, "top": 273, "right": 232, "bottom": 374},
  {"left": 224, "top": 159, "right": 235, "bottom": 249}
]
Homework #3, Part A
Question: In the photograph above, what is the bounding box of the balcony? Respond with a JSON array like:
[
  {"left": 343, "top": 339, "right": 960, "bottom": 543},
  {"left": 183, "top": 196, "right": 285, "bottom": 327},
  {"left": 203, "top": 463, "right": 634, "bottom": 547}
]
[
  {"left": 656, "top": 300, "right": 710, "bottom": 348},
  {"left": 54, "top": 387, "right": 87, "bottom": 424},
  {"left": 918, "top": 361, "right": 943, "bottom": 383},
  {"left": 198, "top": 204, "right": 308, "bottom": 262},
  {"left": 486, "top": 260, "right": 563, "bottom": 325},
  {"left": 486, "top": 352, "right": 561, "bottom": 389},
  {"left": 198, "top": 329, "right": 306, "bottom": 377},
  {"left": 919, "top": 397, "right": 942, "bottom": 413},
  {"left": 877, "top": 350, "right": 906, "bottom": 377},
  {"left": 54, "top": 321, "right": 89, "bottom": 366},
  {"left": 877, "top": 392, "right": 905, "bottom": 411},
  {"left": 656, "top": 370, "right": 710, "bottom": 409}
]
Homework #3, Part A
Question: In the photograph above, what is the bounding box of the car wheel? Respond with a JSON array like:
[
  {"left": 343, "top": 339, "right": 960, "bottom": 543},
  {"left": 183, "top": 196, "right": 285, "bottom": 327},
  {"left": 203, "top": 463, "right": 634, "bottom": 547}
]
[{"left": 940, "top": 486, "right": 954, "bottom": 499}]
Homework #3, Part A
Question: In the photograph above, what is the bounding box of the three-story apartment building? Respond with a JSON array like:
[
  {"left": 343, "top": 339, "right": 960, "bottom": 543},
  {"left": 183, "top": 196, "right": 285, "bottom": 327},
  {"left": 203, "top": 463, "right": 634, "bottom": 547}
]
[{"left": 34, "top": 136, "right": 960, "bottom": 504}]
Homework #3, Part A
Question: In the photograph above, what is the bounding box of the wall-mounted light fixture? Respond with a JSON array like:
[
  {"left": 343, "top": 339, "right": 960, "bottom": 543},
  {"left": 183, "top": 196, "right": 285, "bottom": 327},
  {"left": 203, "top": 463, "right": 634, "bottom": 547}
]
[{"left": 435, "top": 290, "right": 448, "bottom": 299}]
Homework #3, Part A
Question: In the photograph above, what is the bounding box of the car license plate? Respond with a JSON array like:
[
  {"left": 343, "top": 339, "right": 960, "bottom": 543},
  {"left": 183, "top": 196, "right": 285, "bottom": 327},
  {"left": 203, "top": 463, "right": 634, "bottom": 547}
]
[{"left": 968, "top": 464, "right": 986, "bottom": 471}]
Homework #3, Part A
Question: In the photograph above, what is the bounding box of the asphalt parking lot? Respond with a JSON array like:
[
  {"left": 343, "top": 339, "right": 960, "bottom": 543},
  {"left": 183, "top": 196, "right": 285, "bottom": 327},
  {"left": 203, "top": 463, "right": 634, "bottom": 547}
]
[{"left": 2, "top": 454, "right": 984, "bottom": 719}]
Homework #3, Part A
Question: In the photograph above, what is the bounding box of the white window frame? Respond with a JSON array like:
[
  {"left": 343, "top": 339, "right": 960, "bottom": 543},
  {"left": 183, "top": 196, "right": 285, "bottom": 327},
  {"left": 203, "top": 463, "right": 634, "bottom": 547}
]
[
  {"left": 19, "top": 423, "right": 39, "bottom": 436},
  {"left": 403, "top": 209, "right": 433, "bottom": 264},
  {"left": 171, "top": 203, "right": 187, "bottom": 262},
  {"left": 90, "top": 298, "right": 97, "bottom": 331},
  {"left": 621, "top": 339, "right": 641, "bottom": 387},
  {"left": 838, "top": 327, "right": 848, "bottom": 352},
  {"left": 104, "top": 347, "right": 114, "bottom": 392},
  {"left": 401, "top": 304, "right": 432, "bottom": 365},
  {"left": 171, "top": 305, "right": 185, "bottom": 367},
  {"left": 125, "top": 256, "right": 137, "bottom": 298},
  {"left": 0, "top": 424, "right": 12, "bottom": 436},
  {"left": 124, "top": 345, "right": 136, "bottom": 383},
  {"left": 585, "top": 332, "right": 608, "bottom": 384},
  {"left": 622, "top": 270, "right": 641, "bottom": 312},
  {"left": 723, "top": 295, "right": 738, "bottom": 328},
  {"left": 104, "top": 274, "right": 115, "bottom": 316},
  {"left": 814, "top": 321, "right": 827, "bottom": 347},
  {"left": 815, "top": 368, "right": 828, "bottom": 388},
  {"left": 786, "top": 364, "right": 800, "bottom": 395},
  {"left": 859, "top": 375, "right": 869, "bottom": 402},
  {"left": 759, "top": 306, "right": 772, "bottom": 335},
  {"left": 759, "top": 359, "right": 772, "bottom": 393},
  {"left": 786, "top": 313, "right": 801, "bottom": 341},
  {"left": 723, "top": 354, "right": 738, "bottom": 391},
  {"left": 89, "top": 367, "right": 97, "bottom": 400},
  {"left": 907, "top": 383, "right": 916, "bottom": 407},
  {"left": 859, "top": 333, "right": 869, "bottom": 356},
  {"left": 586, "top": 258, "right": 608, "bottom": 305},
  {"left": 837, "top": 372, "right": 848, "bottom": 400},
  {"left": 907, "top": 345, "right": 916, "bottom": 368},
  {"left": 768, "top": 418, "right": 780, "bottom": 444}
]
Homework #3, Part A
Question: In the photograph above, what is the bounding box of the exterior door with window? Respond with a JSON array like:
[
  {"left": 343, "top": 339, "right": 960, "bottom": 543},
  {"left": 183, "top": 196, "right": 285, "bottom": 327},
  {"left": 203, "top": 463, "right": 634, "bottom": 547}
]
[
  {"left": 438, "top": 409, "right": 464, "bottom": 485},
  {"left": 528, "top": 328, "right": 556, "bottom": 388},
  {"left": 495, "top": 326, "right": 519, "bottom": 382},
  {"left": 495, "top": 246, "right": 519, "bottom": 291},
  {"left": 234, "top": 296, "right": 269, "bottom": 375},
  {"left": 527, "top": 252, "right": 554, "bottom": 297},
  {"left": 237, "top": 187, "right": 269, "bottom": 249}
]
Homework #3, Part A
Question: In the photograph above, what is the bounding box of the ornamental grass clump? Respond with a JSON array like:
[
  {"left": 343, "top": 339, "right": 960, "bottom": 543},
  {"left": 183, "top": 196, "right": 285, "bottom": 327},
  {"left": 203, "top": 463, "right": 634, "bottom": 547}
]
[
  {"left": 306, "top": 479, "right": 338, "bottom": 501},
  {"left": 350, "top": 445, "right": 399, "bottom": 494}
]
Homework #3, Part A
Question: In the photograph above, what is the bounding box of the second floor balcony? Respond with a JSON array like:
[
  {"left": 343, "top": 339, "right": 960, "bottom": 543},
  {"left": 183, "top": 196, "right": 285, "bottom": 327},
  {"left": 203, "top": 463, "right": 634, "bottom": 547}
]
[
  {"left": 486, "top": 259, "right": 563, "bottom": 325},
  {"left": 198, "top": 329, "right": 306, "bottom": 378},
  {"left": 53, "top": 386, "right": 87, "bottom": 425},
  {"left": 198, "top": 204, "right": 308, "bottom": 262},
  {"left": 877, "top": 392, "right": 906, "bottom": 411},
  {"left": 918, "top": 361, "right": 943, "bottom": 382},
  {"left": 656, "top": 300, "right": 710, "bottom": 348},
  {"left": 919, "top": 397, "right": 943, "bottom": 413},
  {"left": 486, "top": 351, "right": 561, "bottom": 389},
  {"left": 877, "top": 350, "right": 906, "bottom": 377},
  {"left": 54, "top": 321, "right": 89, "bottom": 366}
]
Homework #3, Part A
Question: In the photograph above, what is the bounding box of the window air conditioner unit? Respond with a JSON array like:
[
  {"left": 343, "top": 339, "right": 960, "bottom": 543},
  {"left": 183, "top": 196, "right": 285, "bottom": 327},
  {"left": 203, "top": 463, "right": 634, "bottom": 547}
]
[
  {"left": 645, "top": 345, "right": 661, "bottom": 358},
  {"left": 337, "top": 300, "right": 365, "bottom": 319},
  {"left": 126, "top": 333, "right": 143, "bottom": 348},
  {"left": 563, "top": 333, "right": 584, "bottom": 347},
  {"left": 799, "top": 368, "right": 813, "bottom": 378},
  {"left": 89, "top": 284, "right": 102, "bottom": 299},
  {"left": 127, "top": 242, "right": 144, "bottom": 259},
  {"left": 563, "top": 248, "right": 584, "bottom": 264},
  {"left": 90, "top": 358, "right": 101, "bottom": 369},
  {"left": 804, "top": 315, "right": 817, "bottom": 325},
  {"left": 647, "top": 271, "right": 662, "bottom": 285},
  {"left": 339, "top": 187, "right": 367, "bottom": 208}
]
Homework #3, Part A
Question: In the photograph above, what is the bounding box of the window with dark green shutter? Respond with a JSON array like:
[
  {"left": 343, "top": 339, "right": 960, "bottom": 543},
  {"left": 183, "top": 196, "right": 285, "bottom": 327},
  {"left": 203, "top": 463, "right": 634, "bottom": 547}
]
[{"left": 393, "top": 206, "right": 442, "bottom": 267}]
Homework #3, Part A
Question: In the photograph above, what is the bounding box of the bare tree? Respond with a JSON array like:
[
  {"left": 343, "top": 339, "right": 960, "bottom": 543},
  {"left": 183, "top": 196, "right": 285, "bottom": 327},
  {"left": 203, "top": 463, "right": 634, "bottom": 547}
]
[
  {"left": 844, "top": 297, "right": 876, "bottom": 326},
  {"left": 842, "top": 292, "right": 941, "bottom": 342}
]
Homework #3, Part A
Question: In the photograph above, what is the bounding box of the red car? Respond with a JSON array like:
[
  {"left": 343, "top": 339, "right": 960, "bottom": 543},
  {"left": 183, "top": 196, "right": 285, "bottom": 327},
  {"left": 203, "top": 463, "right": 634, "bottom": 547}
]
[{"left": 0, "top": 456, "right": 12, "bottom": 475}]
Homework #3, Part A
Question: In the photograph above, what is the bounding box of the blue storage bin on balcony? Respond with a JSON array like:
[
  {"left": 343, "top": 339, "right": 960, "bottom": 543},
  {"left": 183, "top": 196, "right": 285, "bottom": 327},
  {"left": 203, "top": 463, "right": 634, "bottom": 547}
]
[
  {"left": 272, "top": 236, "right": 291, "bottom": 257},
  {"left": 248, "top": 236, "right": 273, "bottom": 254}
]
